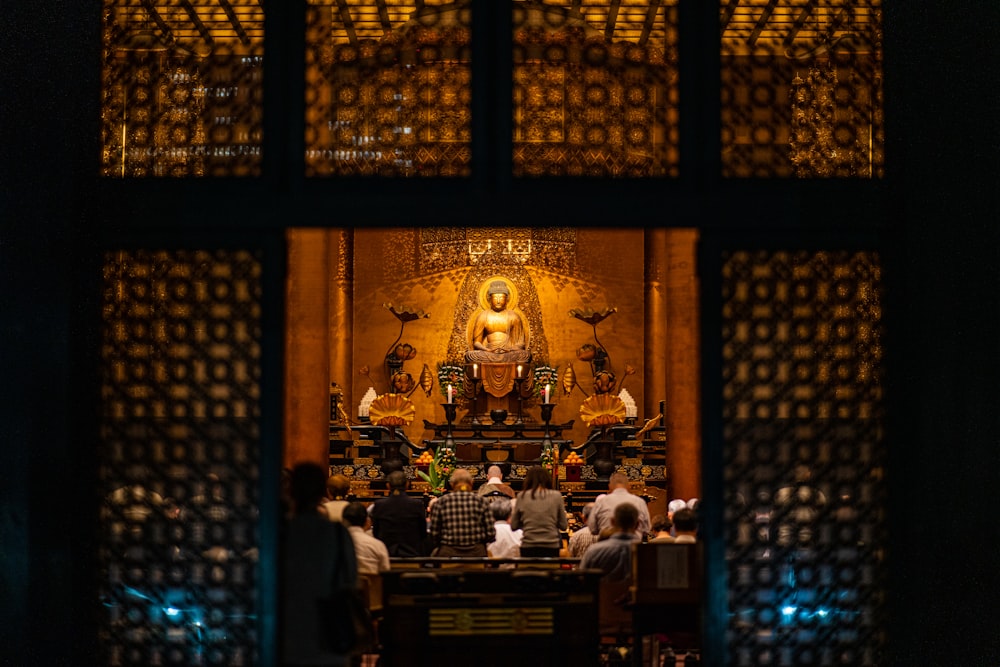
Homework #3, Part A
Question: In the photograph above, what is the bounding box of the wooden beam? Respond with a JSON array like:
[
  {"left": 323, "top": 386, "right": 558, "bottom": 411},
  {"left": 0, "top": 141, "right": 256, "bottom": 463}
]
[
  {"left": 139, "top": 0, "right": 175, "bottom": 45},
  {"left": 179, "top": 0, "right": 215, "bottom": 47},
  {"left": 747, "top": 0, "right": 778, "bottom": 48},
  {"left": 218, "top": 0, "right": 251, "bottom": 45},
  {"left": 784, "top": 0, "right": 818, "bottom": 46},
  {"left": 720, "top": 0, "right": 740, "bottom": 34},
  {"left": 335, "top": 0, "right": 358, "bottom": 46},
  {"left": 638, "top": 0, "right": 662, "bottom": 47},
  {"left": 604, "top": 0, "right": 622, "bottom": 41},
  {"left": 376, "top": 0, "right": 392, "bottom": 33}
]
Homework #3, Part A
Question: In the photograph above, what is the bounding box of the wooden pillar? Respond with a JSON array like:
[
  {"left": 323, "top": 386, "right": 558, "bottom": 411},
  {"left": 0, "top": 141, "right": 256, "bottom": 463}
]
[
  {"left": 283, "top": 229, "right": 332, "bottom": 469},
  {"left": 663, "top": 229, "right": 701, "bottom": 501},
  {"left": 644, "top": 228, "right": 668, "bottom": 424},
  {"left": 328, "top": 228, "right": 354, "bottom": 421}
]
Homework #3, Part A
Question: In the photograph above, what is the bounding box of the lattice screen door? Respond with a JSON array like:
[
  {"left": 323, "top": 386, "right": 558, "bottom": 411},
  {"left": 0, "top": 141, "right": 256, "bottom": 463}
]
[
  {"left": 719, "top": 249, "right": 886, "bottom": 665},
  {"left": 99, "top": 249, "right": 263, "bottom": 665}
]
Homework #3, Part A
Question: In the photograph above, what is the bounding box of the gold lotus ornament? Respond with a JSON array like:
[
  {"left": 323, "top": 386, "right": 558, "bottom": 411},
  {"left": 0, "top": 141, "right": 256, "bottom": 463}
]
[
  {"left": 393, "top": 343, "right": 417, "bottom": 360},
  {"left": 368, "top": 393, "right": 417, "bottom": 427},
  {"left": 383, "top": 303, "right": 430, "bottom": 323},
  {"left": 579, "top": 394, "right": 627, "bottom": 427},
  {"left": 562, "top": 363, "right": 578, "bottom": 396},
  {"left": 593, "top": 370, "right": 616, "bottom": 394},
  {"left": 568, "top": 307, "right": 617, "bottom": 326},
  {"left": 418, "top": 363, "right": 434, "bottom": 397}
]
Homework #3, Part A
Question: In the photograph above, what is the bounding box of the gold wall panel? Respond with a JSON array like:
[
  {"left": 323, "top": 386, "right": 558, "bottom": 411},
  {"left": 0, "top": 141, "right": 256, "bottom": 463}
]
[{"left": 350, "top": 226, "right": 646, "bottom": 448}]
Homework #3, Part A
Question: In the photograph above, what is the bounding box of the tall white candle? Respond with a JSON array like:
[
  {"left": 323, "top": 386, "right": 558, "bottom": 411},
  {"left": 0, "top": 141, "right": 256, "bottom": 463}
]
[
  {"left": 447, "top": 384, "right": 453, "bottom": 403},
  {"left": 543, "top": 384, "right": 550, "bottom": 404},
  {"left": 516, "top": 364, "right": 523, "bottom": 378}
]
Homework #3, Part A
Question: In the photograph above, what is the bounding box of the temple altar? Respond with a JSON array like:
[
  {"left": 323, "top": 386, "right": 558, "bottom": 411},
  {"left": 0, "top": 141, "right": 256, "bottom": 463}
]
[
  {"left": 329, "top": 405, "right": 670, "bottom": 501},
  {"left": 286, "top": 227, "right": 703, "bottom": 504},
  {"left": 464, "top": 361, "right": 533, "bottom": 422}
]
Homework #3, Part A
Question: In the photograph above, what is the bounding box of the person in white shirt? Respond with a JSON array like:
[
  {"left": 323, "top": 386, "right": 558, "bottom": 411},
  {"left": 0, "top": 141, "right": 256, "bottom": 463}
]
[
  {"left": 341, "top": 501, "right": 390, "bottom": 574},
  {"left": 486, "top": 497, "right": 522, "bottom": 565},
  {"left": 587, "top": 472, "right": 651, "bottom": 540},
  {"left": 323, "top": 473, "right": 352, "bottom": 522}
]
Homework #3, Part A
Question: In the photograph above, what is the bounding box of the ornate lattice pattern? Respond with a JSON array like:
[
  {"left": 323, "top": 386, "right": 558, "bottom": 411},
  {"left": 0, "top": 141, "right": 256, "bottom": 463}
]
[
  {"left": 99, "top": 250, "right": 262, "bottom": 665},
  {"left": 722, "top": 250, "right": 887, "bottom": 664},
  {"left": 721, "top": 0, "right": 884, "bottom": 178},
  {"left": 100, "top": 1, "right": 264, "bottom": 177},
  {"left": 513, "top": 1, "right": 677, "bottom": 177},
  {"left": 419, "top": 226, "right": 578, "bottom": 275},
  {"left": 305, "top": 2, "right": 473, "bottom": 176},
  {"left": 305, "top": 0, "right": 677, "bottom": 177}
]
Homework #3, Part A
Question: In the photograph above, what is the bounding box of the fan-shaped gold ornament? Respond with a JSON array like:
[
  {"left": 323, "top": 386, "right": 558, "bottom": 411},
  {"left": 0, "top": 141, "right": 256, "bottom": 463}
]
[
  {"left": 369, "top": 393, "right": 417, "bottom": 427},
  {"left": 579, "top": 394, "right": 627, "bottom": 427},
  {"left": 562, "top": 363, "right": 577, "bottom": 396},
  {"left": 418, "top": 364, "right": 434, "bottom": 396}
]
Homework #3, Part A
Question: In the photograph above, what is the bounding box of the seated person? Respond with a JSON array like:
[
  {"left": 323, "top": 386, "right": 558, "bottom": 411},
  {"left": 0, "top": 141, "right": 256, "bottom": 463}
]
[
  {"left": 568, "top": 503, "right": 599, "bottom": 558},
  {"left": 465, "top": 279, "right": 531, "bottom": 364},
  {"left": 477, "top": 465, "right": 516, "bottom": 501},
  {"left": 370, "top": 470, "right": 430, "bottom": 557},
  {"left": 671, "top": 508, "right": 699, "bottom": 543},
  {"left": 588, "top": 472, "right": 652, "bottom": 540},
  {"left": 579, "top": 503, "right": 642, "bottom": 583},
  {"left": 580, "top": 503, "right": 641, "bottom": 636},
  {"left": 486, "top": 498, "right": 522, "bottom": 566},
  {"left": 428, "top": 469, "right": 495, "bottom": 557},
  {"left": 323, "top": 473, "right": 352, "bottom": 522},
  {"left": 649, "top": 514, "right": 675, "bottom": 542},
  {"left": 341, "top": 502, "right": 391, "bottom": 576}
]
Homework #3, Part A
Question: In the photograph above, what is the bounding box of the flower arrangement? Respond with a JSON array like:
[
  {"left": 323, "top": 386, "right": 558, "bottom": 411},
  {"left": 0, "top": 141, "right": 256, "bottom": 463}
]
[
  {"left": 540, "top": 444, "right": 557, "bottom": 468},
  {"left": 532, "top": 365, "right": 559, "bottom": 399},
  {"left": 416, "top": 446, "right": 457, "bottom": 496},
  {"left": 437, "top": 364, "right": 466, "bottom": 400}
]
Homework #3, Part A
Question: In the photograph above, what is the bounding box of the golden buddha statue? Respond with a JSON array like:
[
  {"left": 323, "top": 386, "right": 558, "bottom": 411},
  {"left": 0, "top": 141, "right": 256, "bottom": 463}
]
[
  {"left": 464, "top": 278, "right": 532, "bottom": 405},
  {"left": 465, "top": 279, "right": 531, "bottom": 364}
]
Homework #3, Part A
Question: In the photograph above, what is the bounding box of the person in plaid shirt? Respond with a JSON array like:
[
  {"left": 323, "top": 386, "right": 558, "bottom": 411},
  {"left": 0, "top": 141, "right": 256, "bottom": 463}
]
[{"left": 428, "top": 468, "right": 495, "bottom": 557}]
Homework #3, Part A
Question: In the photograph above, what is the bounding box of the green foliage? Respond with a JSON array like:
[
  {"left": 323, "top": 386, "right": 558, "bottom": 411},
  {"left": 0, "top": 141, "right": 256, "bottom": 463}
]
[{"left": 416, "top": 446, "right": 456, "bottom": 496}]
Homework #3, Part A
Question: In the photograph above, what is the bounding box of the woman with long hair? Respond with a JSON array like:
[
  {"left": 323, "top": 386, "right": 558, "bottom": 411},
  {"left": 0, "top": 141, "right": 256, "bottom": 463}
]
[{"left": 511, "top": 465, "right": 568, "bottom": 558}]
